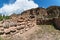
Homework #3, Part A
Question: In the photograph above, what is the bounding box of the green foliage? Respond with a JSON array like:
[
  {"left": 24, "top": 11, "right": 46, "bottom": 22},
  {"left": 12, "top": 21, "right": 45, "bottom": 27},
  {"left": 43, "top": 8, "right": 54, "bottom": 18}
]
[
  {"left": 3, "top": 16, "right": 10, "bottom": 19},
  {"left": 0, "top": 15, "right": 10, "bottom": 21},
  {"left": 0, "top": 16, "right": 3, "bottom": 21}
]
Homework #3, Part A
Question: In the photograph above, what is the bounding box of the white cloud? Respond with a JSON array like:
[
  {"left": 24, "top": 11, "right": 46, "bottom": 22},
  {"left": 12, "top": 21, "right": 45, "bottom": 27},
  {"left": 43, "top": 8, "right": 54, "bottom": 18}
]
[{"left": 0, "top": 0, "right": 38, "bottom": 15}]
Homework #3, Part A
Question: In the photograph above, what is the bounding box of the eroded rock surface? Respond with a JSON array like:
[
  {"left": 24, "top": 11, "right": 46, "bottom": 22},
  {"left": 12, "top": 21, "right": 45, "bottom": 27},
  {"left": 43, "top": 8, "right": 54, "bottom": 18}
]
[
  {"left": 0, "top": 6, "right": 60, "bottom": 40},
  {"left": 0, "top": 16, "right": 36, "bottom": 37}
]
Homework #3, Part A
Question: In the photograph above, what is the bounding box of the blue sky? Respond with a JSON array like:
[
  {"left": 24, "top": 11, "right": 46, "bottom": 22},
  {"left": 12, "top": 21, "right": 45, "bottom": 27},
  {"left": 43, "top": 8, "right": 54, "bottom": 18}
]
[
  {"left": 0, "top": 0, "right": 60, "bottom": 15},
  {"left": 34, "top": 0, "right": 60, "bottom": 8},
  {"left": 0, "top": 0, "right": 60, "bottom": 8},
  {"left": 0, "top": 0, "right": 16, "bottom": 8}
]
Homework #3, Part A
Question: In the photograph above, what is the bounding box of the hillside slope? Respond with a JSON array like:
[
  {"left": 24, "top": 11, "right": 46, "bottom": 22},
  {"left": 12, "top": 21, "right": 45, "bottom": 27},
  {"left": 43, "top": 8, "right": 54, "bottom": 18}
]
[{"left": 0, "top": 6, "right": 60, "bottom": 40}]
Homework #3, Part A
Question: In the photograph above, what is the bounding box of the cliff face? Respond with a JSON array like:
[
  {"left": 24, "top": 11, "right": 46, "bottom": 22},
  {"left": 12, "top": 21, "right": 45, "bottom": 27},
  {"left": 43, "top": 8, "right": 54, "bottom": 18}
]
[
  {"left": 0, "top": 6, "right": 60, "bottom": 37},
  {"left": 18, "top": 6, "right": 60, "bottom": 30},
  {"left": 10, "top": 6, "right": 60, "bottom": 20},
  {"left": 10, "top": 6, "right": 60, "bottom": 30}
]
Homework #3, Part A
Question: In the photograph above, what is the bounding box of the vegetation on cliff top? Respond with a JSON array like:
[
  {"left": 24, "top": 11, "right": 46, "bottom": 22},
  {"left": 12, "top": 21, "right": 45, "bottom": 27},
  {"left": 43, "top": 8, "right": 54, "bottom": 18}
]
[{"left": 0, "top": 15, "right": 10, "bottom": 21}]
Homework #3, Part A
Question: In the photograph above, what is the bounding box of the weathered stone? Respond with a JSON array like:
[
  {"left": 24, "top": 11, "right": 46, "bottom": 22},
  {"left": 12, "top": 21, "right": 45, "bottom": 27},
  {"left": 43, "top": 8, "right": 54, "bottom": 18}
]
[
  {"left": 16, "top": 26, "right": 21, "bottom": 30},
  {"left": 52, "top": 18, "right": 60, "bottom": 30},
  {"left": 17, "top": 22, "right": 24, "bottom": 25},
  {"left": 9, "top": 27, "right": 16, "bottom": 32},
  {"left": 27, "top": 22, "right": 32, "bottom": 26},
  {"left": 3, "top": 22, "right": 9, "bottom": 28},
  {"left": 0, "top": 28, "right": 4, "bottom": 31},
  {"left": 4, "top": 29, "right": 10, "bottom": 34},
  {"left": 17, "top": 25, "right": 25, "bottom": 30},
  {"left": 0, "top": 21, "right": 3, "bottom": 24},
  {"left": 0, "top": 28, "right": 4, "bottom": 35},
  {"left": 20, "top": 29, "right": 24, "bottom": 34},
  {"left": 17, "top": 19, "right": 24, "bottom": 22},
  {"left": 20, "top": 25, "right": 25, "bottom": 29},
  {"left": 0, "top": 24, "right": 3, "bottom": 27},
  {"left": 0, "top": 31, "right": 4, "bottom": 35},
  {"left": 25, "top": 27, "right": 30, "bottom": 31},
  {"left": 9, "top": 22, "right": 17, "bottom": 27}
]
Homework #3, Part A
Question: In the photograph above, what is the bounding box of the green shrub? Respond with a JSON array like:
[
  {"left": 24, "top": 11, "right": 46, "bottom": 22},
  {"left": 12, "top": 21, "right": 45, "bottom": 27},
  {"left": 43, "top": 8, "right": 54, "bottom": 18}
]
[{"left": 0, "top": 15, "right": 10, "bottom": 21}]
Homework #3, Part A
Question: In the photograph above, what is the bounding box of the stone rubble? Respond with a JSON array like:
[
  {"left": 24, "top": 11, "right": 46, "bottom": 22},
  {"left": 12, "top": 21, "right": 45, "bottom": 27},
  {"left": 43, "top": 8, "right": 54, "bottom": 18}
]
[{"left": 0, "top": 16, "right": 36, "bottom": 37}]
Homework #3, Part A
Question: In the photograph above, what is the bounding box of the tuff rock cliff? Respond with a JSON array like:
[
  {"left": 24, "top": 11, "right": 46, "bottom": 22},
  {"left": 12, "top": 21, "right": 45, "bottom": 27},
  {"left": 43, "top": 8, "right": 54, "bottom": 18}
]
[{"left": 0, "top": 6, "right": 60, "bottom": 39}]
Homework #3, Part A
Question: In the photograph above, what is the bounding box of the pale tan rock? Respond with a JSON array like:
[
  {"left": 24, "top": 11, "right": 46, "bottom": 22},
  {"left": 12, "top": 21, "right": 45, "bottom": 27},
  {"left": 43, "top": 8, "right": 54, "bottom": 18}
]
[
  {"left": 0, "top": 21, "right": 3, "bottom": 24},
  {"left": 3, "top": 22, "right": 9, "bottom": 28},
  {"left": 20, "top": 29, "right": 24, "bottom": 34},
  {"left": 27, "top": 22, "right": 32, "bottom": 26},
  {"left": 17, "top": 25, "right": 25, "bottom": 30},
  {"left": 20, "top": 22, "right": 26, "bottom": 25},
  {"left": 17, "top": 22, "right": 26, "bottom": 25},
  {"left": 16, "top": 26, "right": 21, "bottom": 30},
  {"left": 25, "top": 27, "right": 30, "bottom": 31},
  {"left": 17, "top": 23, "right": 22, "bottom": 25},
  {"left": 0, "top": 28, "right": 4, "bottom": 31},
  {"left": 0, "top": 8, "right": 37, "bottom": 36},
  {"left": 20, "top": 25, "right": 25, "bottom": 28},
  {"left": 0, "top": 30, "right": 4, "bottom": 35},
  {"left": 0, "top": 28, "right": 4, "bottom": 35},
  {"left": 9, "top": 27, "right": 16, "bottom": 32},
  {"left": 17, "top": 19, "right": 24, "bottom": 22},
  {"left": 0, "top": 24, "right": 3, "bottom": 27},
  {"left": 9, "top": 22, "right": 17, "bottom": 26},
  {"left": 4, "top": 29, "right": 10, "bottom": 34}
]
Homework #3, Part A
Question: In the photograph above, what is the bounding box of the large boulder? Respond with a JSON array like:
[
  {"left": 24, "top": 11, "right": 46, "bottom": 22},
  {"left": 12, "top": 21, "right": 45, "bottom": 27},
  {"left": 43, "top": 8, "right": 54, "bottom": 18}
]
[{"left": 52, "top": 18, "right": 60, "bottom": 30}]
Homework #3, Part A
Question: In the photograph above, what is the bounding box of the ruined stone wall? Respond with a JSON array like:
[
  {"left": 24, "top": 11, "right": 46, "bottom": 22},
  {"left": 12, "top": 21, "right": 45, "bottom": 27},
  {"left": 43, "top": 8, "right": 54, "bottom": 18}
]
[
  {"left": 0, "top": 15, "right": 36, "bottom": 37},
  {"left": 0, "top": 6, "right": 60, "bottom": 37}
]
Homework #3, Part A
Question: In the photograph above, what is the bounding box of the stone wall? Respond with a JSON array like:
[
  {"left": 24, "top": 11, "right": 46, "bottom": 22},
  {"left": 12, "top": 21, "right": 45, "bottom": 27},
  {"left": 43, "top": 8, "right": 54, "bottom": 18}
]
[
  {"left": 0, "top": 6, "right": 60, "bottom": 37},
  {"left": 0, "top": 16, "right": 36, "bottom": 37}
]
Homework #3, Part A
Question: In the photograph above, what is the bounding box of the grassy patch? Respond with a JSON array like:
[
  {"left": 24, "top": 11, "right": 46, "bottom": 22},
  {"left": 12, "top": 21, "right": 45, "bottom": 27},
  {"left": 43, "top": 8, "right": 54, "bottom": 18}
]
[
  {"left": 37, "top": 25, "right": 60, "bottom": 33},
  {"left": 0, "top": 36, "right": 3, "bottom": 40},
  {"left": 0, "top": 15, "right": 10, "bottom": 21}
]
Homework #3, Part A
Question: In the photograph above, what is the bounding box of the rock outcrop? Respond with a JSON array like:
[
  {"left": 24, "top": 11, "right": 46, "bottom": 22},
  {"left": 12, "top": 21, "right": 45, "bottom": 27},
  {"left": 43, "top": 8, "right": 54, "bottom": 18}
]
[
  {"left": 0, "top": 14, "right": 36, "bottom": 37},
  {"left": 0, "top": 6, "right": 60, "bottom": 37}
]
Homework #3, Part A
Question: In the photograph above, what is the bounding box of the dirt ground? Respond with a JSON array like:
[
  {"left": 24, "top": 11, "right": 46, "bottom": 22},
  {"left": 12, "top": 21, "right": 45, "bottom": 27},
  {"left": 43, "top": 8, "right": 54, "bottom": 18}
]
[{"left": 1, "top": 25, "right": 60, "bottom": 40}]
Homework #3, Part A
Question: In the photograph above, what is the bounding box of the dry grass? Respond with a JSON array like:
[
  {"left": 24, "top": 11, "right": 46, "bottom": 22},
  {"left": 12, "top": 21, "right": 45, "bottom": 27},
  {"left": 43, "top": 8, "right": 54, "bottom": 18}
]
[
  {"left": 2, "top": 25, "right": 60, "bottom": 40},
  {"left": 27, "top": 25, "right": 60, "bottom": 40},
  {"left": 0, "top": 36, "right": 4, "bottom": 40}
]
